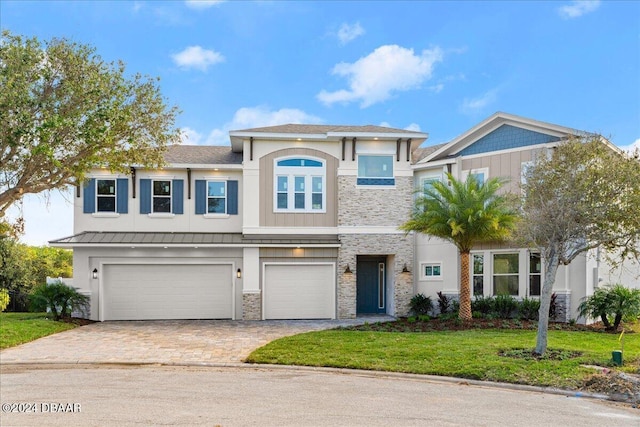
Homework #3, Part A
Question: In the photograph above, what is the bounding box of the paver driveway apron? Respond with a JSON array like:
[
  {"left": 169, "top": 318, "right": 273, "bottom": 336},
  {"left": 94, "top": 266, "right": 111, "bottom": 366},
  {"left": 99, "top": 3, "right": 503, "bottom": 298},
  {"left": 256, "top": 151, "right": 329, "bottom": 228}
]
[{"left": 0, "top": 318, "right": 391, "bottom": 365}]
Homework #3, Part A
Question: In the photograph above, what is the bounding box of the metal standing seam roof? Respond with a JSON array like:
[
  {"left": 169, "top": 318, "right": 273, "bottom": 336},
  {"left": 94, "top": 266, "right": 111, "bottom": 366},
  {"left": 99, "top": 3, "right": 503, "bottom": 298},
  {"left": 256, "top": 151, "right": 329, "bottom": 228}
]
[{"left": 49, "top": 232, "right": 341, "bottom": 246}]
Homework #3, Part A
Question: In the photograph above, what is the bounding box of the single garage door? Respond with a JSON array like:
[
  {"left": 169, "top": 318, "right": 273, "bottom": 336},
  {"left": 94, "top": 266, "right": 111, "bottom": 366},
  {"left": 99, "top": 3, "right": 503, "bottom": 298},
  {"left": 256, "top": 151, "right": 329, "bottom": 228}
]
[
  {"left": 102, "top": 264, "right": 233, "bottom": 321},
  {"left": 264, "top": 264, "right": 335, "bottom": 319}
]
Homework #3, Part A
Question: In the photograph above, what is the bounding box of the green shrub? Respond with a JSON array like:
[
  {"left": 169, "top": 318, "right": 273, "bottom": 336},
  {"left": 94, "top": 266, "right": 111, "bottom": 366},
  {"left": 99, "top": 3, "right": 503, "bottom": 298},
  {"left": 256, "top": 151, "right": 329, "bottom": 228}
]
[
  {"left": 493, "top": 294, "right": 518, "bottom": 319},
  {"left": 578, "top": 284, "right": 640, "bottom": 331},
  {"left": 0, "top": 288, "right": 9, "bottom": 312},
  {"left": 409, "top": 293, "right": 433, "bottom": 316},
  {"left": 436, "top": 291, "right": 451, "bottom": 315},
  {"left": 518, "top": 297, "right": 541, "bottom": 321},
  {"left": 29, "top": 281, "right": 89, "bottom": 320},
  {"left": 471, "top": 296, "right": 494, "bottom": 317}
]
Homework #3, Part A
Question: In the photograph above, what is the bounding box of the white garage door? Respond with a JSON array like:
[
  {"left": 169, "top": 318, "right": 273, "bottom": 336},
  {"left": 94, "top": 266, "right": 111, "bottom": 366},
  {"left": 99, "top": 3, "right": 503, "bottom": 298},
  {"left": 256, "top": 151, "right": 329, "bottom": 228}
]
[
  {"left": 103, "top": 264, "right": 233, "bottom": 321},
  {"left": 264, "top": 264, "right": 335, "bottom": 320}
]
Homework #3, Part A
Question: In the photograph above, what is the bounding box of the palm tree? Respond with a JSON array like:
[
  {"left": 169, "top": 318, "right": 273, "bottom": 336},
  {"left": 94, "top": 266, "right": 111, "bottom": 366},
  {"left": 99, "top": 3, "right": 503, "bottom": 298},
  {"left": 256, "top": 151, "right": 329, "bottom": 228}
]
[{"left": 401, "top": 173, "right": 518, "bottom": 320}]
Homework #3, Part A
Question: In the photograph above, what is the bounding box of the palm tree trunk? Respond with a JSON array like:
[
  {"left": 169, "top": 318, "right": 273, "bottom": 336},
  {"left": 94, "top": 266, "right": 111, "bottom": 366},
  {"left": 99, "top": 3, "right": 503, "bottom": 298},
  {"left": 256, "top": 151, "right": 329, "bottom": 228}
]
[{"left": 459, "top": 250, "right": 472, "bottom": 320}]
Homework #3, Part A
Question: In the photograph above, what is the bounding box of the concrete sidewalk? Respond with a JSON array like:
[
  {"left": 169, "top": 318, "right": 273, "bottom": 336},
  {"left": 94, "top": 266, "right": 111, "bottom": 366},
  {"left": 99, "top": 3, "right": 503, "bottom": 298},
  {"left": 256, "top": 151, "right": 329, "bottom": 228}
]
[{"left": 0, "top": 317, "right": 391, "bottom": 365}]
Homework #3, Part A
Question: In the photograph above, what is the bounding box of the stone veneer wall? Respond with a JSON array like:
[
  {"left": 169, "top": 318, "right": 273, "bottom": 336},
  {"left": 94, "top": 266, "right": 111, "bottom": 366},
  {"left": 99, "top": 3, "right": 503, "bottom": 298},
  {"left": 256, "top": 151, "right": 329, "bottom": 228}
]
[
  {"left": 242, "top": 292, "right": 262, "bottom": 320},
  {"left": 337, "top": 175, "right": 415, "bottom": 318},
  {"left": 338, "top": 176, "right": 414, "bottom": 227},
  {"left": 338, "top": 233, "right": 414, "bottom": 318}
]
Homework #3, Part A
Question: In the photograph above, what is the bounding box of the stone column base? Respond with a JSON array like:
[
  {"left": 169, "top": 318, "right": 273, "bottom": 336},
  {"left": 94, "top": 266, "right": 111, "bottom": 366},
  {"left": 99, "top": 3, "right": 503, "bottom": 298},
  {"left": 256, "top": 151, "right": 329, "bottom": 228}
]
[{"left": 242, "top": 292, "right": 262, "bottom": 320}]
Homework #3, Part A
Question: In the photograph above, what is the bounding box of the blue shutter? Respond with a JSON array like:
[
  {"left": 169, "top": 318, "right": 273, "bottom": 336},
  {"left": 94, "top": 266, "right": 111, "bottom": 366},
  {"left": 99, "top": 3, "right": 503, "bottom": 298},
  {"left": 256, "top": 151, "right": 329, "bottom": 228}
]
[
  {"left": 83, "top": 179, "right": 96, "bottom": 213},
  {"left": 140, "top": 179, "right": 151, "bottom": 214},
  {"left": 172, "top": 179, "right": 184, "bottom": 214},
  {"left": 227, "top": 180, "right": 238, "bottom": 215},
  {"left": 195, "top": 180, "right": 206, "bottom": 214},
  {"left": 116, "top": 178, "right": 128, "bottom": 214}
]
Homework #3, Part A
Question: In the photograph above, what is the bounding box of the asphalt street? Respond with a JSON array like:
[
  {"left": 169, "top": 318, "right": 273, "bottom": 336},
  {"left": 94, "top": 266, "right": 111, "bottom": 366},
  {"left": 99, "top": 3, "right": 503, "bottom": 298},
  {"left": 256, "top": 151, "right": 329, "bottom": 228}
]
[{"left": 1, "top": 364, "right": 638, "bottom": 427}]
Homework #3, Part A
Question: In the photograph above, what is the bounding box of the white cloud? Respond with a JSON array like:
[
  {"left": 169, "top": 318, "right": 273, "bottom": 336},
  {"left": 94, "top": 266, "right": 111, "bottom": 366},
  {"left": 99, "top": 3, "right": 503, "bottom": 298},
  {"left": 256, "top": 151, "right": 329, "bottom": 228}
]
[
  {"left": 317, "top": 44, "right": 443, "bottom": 108},
  {"left": 337, "top": 22, "right": 365, "bottom": 45},
  {"left": 190, "top": 106, "right": 324, "bottom": 146},
  {"left": 185, "top": 0, "right": 225, "bottom": 10},
  {"left": 171, "top": 46, "right": 225, "bottom": 71},
  {"left": 558, "top": 1, "right": 600, "bottom": 19},
  {"left": 404, "top": 123, "right": 422, "bottom": 132},
  {"left": 132, "top": 1, "right": 144, "bottom": 12},
  {"left": 460, "top": 88, "right": 499, "bottom": 115},
  {"left": 179, "top": 127, "right": 203, "bottom": 145},
  {"left": 619, "top": 138, "right": 640, "bottom": 153}
]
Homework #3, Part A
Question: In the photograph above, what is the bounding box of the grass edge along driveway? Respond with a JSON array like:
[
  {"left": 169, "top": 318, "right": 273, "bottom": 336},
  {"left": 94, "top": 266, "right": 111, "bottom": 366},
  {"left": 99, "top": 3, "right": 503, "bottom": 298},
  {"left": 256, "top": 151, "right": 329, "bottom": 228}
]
[
  {"left": 0, "top": 312, "right": 77, "bottom": 350},
  {"left": 246, "top": 328, "right": 639, "bottom": 390}
]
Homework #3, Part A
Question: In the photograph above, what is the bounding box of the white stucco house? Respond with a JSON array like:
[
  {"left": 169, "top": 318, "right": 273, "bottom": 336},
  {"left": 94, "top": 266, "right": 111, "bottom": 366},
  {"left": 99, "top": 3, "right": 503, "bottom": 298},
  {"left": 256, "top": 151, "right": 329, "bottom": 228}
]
[{"left": 50, "top": 112, "right": 639, "bottom": 322}]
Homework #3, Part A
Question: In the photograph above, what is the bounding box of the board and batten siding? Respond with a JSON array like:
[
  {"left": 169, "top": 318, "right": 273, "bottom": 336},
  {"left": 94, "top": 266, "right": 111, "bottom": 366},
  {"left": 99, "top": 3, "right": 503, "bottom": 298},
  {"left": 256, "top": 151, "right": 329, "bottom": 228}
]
[
  {"left": 259, "top": 148, "right": 338, "bottom": 227},
  {"left": 461, "top": 148, "right": 534, "bottom": 193}
]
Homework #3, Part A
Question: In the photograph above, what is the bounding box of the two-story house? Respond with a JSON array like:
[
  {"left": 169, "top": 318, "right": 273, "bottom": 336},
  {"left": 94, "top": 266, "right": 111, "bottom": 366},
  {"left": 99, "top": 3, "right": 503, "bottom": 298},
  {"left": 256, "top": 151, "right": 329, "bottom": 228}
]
[
  {"left": 52, "top": 124, "right": 427, "bottom": 321},
  {"left": 51, "top": 113, "right": 638, "bottom": 322}
]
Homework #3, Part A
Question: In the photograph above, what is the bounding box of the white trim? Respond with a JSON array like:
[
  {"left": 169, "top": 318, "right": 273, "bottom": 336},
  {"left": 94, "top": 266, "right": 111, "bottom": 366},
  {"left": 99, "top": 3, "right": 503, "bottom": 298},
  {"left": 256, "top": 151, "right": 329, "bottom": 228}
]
[
  {"left": 95, "top": 178, "right": 117, "bottom": 214},
  {"left": 262, "top": 262, "right": 336, "bottom": 320},
  {"left": 419, "top": 262, "right": 443, "bottom": 281},
  {"left": 98, "top": 260, "right": 237, "bottom": 321},
  {"left": 338, "top": 226, "right": 407, "bottom": 234},
  {"left": 147, "top": 213, "right": 176, "bottom": 219},
  {"left": 273, "top": 156, "right": 327, "bottom": 214},
  {"left": 203, "top": 175, "right": 230, "bottom": 180},
  {"left": 456, "top": 142, "right": 559, "bottom": 161},
  {"left": 91, "top": 213, "right": 120, "bottom": 218},
  {"left": 461, "top": 167, "right": 489, "bottom": 183},
  {"left": 204, "top": 213, "right": 230, "bottom": 219}
]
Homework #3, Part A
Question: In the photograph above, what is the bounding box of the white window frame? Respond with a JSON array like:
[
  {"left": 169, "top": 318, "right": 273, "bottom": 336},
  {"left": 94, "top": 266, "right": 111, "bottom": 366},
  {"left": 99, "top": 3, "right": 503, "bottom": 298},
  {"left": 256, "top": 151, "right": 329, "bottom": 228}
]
[
  {"left": 95, "top": 178, "right": 117, "bottom": 213},
  {"left": 420, "top": 174, "right": 442, "bottom": 198},
  {"left": 152, "top": 179, "right": 172, "bottom": 214},
  {"left": 273, "top": 157, "right": 326, "bottom": 213},
  {"left": 528, "top": 252, "right": 542, "bottom": 298},
  {"left": 206, "top": 180, "right": 227, "bottom": 215},
  {"left": 420, "top": 262, "right": 443, "bottom": 280},
  {"left": 492, "top": 252, "right": 520, "bottom": 296},
  {"left": 462, "top": 167, "right": 489, "bottom": 184},
  {"left": 472, "top": 253, "right": 484, "bottom": 296}
]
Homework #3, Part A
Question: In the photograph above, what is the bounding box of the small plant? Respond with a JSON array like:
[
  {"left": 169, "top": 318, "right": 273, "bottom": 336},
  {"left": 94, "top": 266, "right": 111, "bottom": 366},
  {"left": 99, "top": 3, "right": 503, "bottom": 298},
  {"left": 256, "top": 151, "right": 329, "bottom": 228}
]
[
  {"left": 409, "top": 293, "right": 433, "bottom": 316},
  {"left": 417, "top": 315, "right": 431, "bottom": 322},
  {"left": 436, "top": 291, "right": 451, "bottom": 315},
  {"left": 407, "top": 316, "right": 417, "bottom": 323},
  {"left": 577, "top": 284, "right": 640, "bottom": 331},
  {"left": 493, "top": 294, "right": 518, "bottom": 319},
  {"left": 471, "top": 295, "right": 494, "bottom": 317},
  {"left": 518, "top": 297, "right": 541, "bottom": 321},
  {"left": 29, "top": 281, "right": 89, "bottom": 321},
  {"left": 0, "top": 289, "right": 9, "bottom": 312}
]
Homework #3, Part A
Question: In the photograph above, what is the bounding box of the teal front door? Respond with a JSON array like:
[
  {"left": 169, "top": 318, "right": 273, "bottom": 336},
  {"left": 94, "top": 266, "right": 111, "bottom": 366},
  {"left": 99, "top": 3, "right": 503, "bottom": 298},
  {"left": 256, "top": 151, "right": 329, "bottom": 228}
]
[{"left": 356, "top": 257, "right": 386, "bottom": 314}]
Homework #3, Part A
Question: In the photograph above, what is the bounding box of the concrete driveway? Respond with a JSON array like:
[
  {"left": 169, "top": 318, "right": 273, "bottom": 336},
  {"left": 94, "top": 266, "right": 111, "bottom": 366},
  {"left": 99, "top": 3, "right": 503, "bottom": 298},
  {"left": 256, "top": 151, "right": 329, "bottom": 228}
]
[{"left": 0, "top": 318, "right": 390, "bottom": 365}]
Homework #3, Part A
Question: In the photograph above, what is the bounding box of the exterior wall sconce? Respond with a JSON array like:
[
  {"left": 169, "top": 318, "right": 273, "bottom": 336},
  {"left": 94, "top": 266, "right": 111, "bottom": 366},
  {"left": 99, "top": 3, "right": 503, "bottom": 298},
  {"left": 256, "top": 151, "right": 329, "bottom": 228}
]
[
  {"left": 344, "top": 264, "right": 352, "bottom": 274},
  {"left": 92, "top": 268, "right": 98, "bottom": 279},
  {"left": 402, "top": 264, "right": 410, "bottom": 273},
  {"left": 236, "top": 268, "right": 242, "bottom": 279}
]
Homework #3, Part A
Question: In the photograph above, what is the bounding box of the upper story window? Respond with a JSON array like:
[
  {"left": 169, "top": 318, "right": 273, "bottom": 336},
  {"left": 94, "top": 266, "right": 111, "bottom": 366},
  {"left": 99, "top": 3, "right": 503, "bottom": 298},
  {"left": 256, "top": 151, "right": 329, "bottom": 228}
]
[
  {"left": 140, "top": 179, "right": 183, "bottom": 215},
  {"left": 83, "top": 178, "right": 128, "bottom": 215},
  {"left": 357, "top": 155, "right": 394, "bottom": 186},
  {"left": 274, "top": 157, "right": 326, "bottom": 213},
  {"left": 465, "top": 168, "right": 488, "bottom": 185},
  {"left": 152, "top": 180, "right": 172, "bottom": 213},
  {"left": 96, "top": 179, "right": 116, "bottom": 212},
  {"left": 207, "top": 181, "right": 226, "bottom": 214}
]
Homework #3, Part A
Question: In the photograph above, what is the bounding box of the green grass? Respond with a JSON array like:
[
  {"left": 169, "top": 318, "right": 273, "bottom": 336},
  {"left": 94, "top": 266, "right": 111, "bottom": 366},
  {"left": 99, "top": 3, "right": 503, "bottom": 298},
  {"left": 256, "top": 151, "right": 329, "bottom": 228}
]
[
  {"left": 246, "top": 328, "right": 639, "bottom": 389},
  {"left": 0, "top": 312, "right": 77, "bottom": 349}
]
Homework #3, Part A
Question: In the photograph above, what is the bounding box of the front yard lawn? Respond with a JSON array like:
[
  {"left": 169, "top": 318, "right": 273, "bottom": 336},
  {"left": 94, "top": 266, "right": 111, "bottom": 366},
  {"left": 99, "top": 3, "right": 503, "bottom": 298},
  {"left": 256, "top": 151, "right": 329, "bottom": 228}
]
[
  {"left": 246, "top": 319, "right": 640, "bottom": 394},
  {"left": 0, "top": 312, "right": 77, "bottom": 349}
]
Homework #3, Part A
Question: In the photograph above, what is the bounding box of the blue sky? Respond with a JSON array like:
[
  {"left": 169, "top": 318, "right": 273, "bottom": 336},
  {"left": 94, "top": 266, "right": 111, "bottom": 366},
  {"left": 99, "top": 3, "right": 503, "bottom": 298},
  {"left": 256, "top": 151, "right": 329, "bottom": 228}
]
[{"left": 2, "top": 0, "right": 639, "bottom": 245}]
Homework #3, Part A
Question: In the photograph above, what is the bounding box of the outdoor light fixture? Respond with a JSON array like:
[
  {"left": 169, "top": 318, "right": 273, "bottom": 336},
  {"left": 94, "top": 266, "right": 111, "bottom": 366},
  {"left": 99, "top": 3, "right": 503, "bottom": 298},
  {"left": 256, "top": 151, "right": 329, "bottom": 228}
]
[
  {"left": 402, "top": 263, "right": 410, "bottom": 273},
  {"left": 344, "top": 264, "right": 352, "bottom": 274},
  {"left": 92, "top": 268, "right": 98, "bottom": 279},
  {"left": 236, "top": 268, "right": 242, "bottom": 279}
]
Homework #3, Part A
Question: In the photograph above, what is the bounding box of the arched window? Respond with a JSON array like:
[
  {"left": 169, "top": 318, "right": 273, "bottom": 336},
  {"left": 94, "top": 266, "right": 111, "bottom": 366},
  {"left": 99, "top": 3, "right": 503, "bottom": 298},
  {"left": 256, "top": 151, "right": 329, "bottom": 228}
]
[{"left": 274, "top": 157, "right": 326, "bottom": 213}]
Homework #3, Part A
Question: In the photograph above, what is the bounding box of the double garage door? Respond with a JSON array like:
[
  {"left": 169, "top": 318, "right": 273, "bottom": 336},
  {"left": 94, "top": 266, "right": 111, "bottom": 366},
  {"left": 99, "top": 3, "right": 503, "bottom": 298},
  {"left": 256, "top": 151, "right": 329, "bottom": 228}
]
[
  {"left": 263, "top": 264, "right": 335, "bottom": 320},
  {"left": 102, "top": 264, "right": 233, "bottom": 321}
]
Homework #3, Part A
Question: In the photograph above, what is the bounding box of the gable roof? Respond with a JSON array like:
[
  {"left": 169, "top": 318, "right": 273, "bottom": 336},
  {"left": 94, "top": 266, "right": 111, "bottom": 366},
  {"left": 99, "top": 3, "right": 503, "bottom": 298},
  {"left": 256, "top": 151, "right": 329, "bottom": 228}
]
[
  {"left": 416, "top": 112, "right": 587, "bottom": 164},
  {"left": 412, "top": 143, "right": 447, "bottom": 163},
  {"left": 164, "top": 145, "right": 242, "bottom": 166}
]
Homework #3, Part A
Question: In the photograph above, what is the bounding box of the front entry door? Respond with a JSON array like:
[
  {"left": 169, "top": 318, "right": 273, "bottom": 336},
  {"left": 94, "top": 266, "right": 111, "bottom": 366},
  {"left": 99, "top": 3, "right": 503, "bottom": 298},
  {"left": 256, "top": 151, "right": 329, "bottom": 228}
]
[{"left": 356, "top": 257, "right": 386, "bottom": 314}]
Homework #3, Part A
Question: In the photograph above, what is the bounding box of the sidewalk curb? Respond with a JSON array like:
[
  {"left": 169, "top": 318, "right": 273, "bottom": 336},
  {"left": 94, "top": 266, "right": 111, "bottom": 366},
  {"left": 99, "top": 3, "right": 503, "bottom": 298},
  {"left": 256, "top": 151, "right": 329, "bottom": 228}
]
[{"left": 0, "top": 360, "right": 619, "bottom": 404}]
